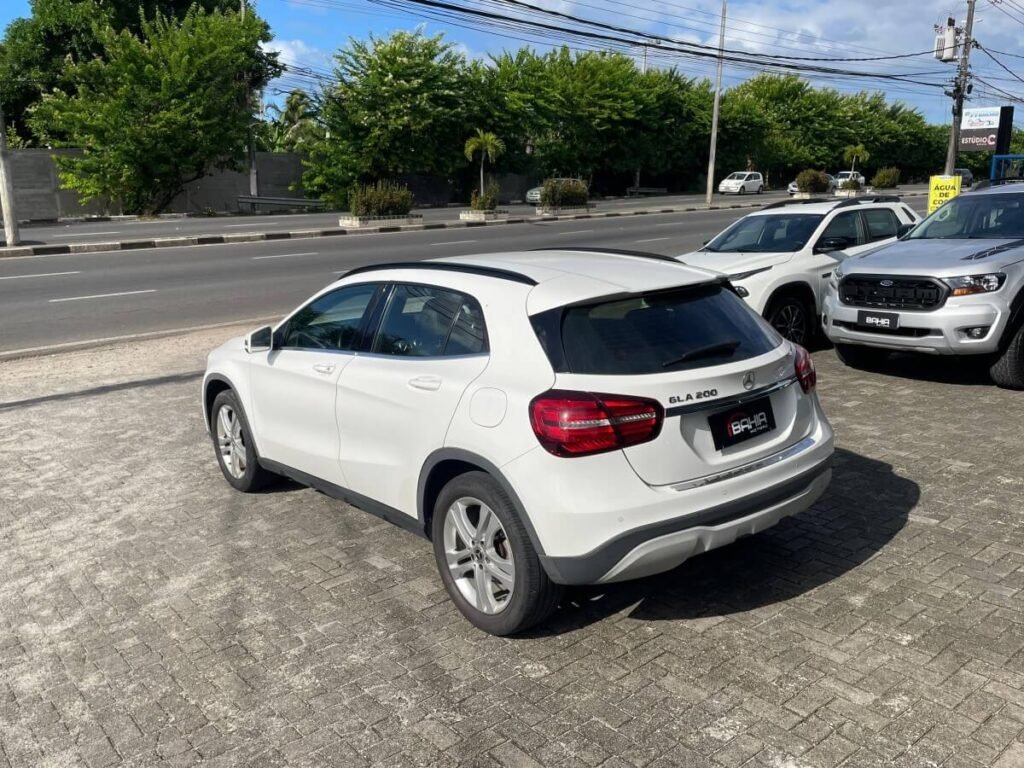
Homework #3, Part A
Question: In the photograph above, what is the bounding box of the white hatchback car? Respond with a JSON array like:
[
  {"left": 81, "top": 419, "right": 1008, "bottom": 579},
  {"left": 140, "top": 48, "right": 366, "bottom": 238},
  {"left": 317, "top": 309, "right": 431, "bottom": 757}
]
[
  {"left": 679, "top": 197, "right": 920, "bottom": 345},
  {"left": 203, "top": 250, "right": 835, "bottom": 635},
  {"left": 719, "top": 172, "right": 764, "bottom": 195}
]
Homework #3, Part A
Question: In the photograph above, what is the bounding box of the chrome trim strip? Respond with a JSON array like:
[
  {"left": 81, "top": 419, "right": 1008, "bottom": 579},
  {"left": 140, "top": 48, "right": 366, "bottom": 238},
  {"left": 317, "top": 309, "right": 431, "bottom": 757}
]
[
  {"left": 664, "top": 375, "right": 799, "bottom": 418},
  {"left": 665, "top": 434, "right": 818, "bottom": 492}
]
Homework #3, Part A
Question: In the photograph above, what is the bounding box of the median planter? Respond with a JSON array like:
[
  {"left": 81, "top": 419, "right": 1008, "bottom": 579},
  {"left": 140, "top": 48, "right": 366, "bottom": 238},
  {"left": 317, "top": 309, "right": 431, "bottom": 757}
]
[
  {"left": 459, "top": 209, "right": 509, "bottom": 222},
  {"left": 535, "top": 204, "right": 595, "bottom": 216},
  {"left": 338, "top": 214, "right": 423, "bottom": 228}
]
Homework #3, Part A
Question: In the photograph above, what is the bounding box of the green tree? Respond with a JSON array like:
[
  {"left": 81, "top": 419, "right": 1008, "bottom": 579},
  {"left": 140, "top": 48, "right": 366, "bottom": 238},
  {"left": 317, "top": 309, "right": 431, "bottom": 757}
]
[
  {"left": 0, "top": 0, "right": 243, "bottom": 140},
  {"left": 263, "top": 89, "right": 321, "bottom": 152},
  {"left": 30, "top": 8, "right": 280, "bottom": 214},
  {"left": 843, "top": 143, "right": 870, "bottom": 175},
  {"left": 464, "top": 129, "right": 505, "bottom": 195}
]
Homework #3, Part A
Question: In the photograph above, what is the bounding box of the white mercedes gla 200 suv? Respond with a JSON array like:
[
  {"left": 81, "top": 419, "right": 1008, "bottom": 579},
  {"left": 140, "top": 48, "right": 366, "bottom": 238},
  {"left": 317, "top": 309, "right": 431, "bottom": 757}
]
[{"left": 203, "top": 250, "right": 835, "bottom": 635}]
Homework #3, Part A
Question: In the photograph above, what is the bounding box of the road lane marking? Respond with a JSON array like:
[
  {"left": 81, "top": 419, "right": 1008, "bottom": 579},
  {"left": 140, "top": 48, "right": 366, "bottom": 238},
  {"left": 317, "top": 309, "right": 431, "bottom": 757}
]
[
  {"left": 635, "top": 237, "right": 670, "bottom": 243},
  {"left": 52, "top": 231, "right": 120, "bottom": 238},
  {"left": 251, "top": 252, "right": 318, "bottom": 261},
  {"left": 0, "top": 271, "right": 80, "bottom": 281},
  {"left": 557, "top": 229, "right": 594, "bottom": 235},
  {"left": 430, "top": 240, "right": 478, "bottom": 246},
  {"left": 49, "top": 289, "right": 156, "bottom": 303}
]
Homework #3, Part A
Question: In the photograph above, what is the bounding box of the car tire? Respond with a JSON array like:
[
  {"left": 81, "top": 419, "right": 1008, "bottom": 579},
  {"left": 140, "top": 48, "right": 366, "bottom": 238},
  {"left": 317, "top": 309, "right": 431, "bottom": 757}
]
[
  {"left": 990, "top": 320, "right": 1024, "bottom": 389},
  {"left": 738, "top": 186, "right": 746, "bottom": 195},
  {"left": 834, "top": 343, "right": 890, "bottom": 370},
  {"left": 757, "top": 185, "right": 764, "bottom": 194},
  {"left": 765, "top": 294, "right": 812, "bottom": 346},
  {"left": 210, "top": 390, "right": 276, "bottom": 492},
  {"left": 432, "top": 471, "right": 562, "bottom": 636}
]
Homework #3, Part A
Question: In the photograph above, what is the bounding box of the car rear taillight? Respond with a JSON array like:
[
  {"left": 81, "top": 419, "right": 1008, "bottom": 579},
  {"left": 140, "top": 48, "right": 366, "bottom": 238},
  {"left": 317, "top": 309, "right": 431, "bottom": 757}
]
[
  {"left": 794, "top": 345, "right": 816, "bottom": 394},
  {"left": 529, "top": 391, "right": 664, "bottom": 457}
]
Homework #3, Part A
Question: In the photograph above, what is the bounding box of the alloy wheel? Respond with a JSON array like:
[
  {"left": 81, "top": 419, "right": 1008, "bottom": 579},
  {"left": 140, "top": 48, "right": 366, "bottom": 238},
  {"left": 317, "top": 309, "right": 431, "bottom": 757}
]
[
  {"left": 216, "top": 404, "right": 247, "bottom": 479},
  {"left": 443, "top": 497, "right": 515, "bottom": 614},
  {"left": 771, "top": 302, "right": 807, "bottom": 345}
]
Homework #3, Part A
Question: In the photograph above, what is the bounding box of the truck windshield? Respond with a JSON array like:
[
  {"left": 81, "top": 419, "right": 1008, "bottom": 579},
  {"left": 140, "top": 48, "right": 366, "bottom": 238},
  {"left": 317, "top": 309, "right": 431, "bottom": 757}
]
[
  {"left": 704, "top": 213, "right": 824, "bottom": 253},
  {"left": 910, "top": 192, "right": 1024, "bottom": 239}
]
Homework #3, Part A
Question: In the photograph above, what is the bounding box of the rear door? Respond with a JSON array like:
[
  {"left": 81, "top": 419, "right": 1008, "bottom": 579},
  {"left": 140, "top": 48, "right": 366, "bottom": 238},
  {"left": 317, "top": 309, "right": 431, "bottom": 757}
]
[
  {"left": 335, "top": 282, "right": 490, "bottom": 515},
  {"left": 534, "top": 284, "right": 815, "bottom": 487}
]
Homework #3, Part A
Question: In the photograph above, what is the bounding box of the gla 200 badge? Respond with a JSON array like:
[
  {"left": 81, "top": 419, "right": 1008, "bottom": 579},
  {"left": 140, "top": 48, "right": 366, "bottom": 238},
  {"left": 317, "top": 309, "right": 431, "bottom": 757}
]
[{"left": 668, "top": 389, "right": 719, "bottom": 404}]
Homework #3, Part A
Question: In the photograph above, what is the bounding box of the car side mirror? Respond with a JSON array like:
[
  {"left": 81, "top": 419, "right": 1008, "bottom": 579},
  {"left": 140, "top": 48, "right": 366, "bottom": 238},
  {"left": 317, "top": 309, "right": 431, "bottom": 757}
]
[
  {"left": 896, "top": 222, "right": 915, "bottom": 239},
  {"left": 814, "top": 236, "right": 850, "bottom": 254},
  {"left": 244, "top": 325, "right": 274, "bottom": 353}
]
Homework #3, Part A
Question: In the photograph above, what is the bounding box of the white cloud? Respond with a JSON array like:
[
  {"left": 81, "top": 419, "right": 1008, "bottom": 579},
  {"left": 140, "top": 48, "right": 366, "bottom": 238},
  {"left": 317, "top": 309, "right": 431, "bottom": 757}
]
[{"left": 264, "top": 38, "right": 333, "bottom": 70}]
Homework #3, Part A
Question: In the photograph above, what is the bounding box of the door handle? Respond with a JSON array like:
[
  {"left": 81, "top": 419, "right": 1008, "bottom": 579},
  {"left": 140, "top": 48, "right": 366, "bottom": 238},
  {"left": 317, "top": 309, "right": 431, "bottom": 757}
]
[
  {"left": 408, "top": 375, "right": 442, "bottom": 391},
  {"left": 312, "top": 363, "right": 335, "bottom": 375}
]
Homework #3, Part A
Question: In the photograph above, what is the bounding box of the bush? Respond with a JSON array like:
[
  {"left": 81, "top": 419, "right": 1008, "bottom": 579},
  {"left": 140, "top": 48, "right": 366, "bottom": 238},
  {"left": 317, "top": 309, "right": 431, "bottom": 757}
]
[
  {"left": 795, "top": 169, "right": 831, "bottom": 194},
  {"left": 871, "top": 167, "right": 901, "bottom": 189},
  {"left": 471, "top": 181, "right": 500, "bottom": 211},
  {"left": 840, "top": 177, "right": 862, "bottom": 191},
  {"left": 348, "top": 180, "right": 414, "bottom": 217},
  {"left": 540, "top": 178, "right": 588, "bottom": 208}
]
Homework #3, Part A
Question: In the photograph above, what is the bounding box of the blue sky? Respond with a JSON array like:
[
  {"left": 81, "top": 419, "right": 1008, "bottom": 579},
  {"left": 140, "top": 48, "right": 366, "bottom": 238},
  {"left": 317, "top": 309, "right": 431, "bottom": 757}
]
[{"left": 3, "top": 0, "right": 1023, "bottom": 123}]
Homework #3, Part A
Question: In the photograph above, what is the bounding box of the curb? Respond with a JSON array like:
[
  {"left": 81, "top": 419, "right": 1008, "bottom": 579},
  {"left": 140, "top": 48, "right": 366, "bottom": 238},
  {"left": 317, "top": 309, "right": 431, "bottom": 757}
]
[{"left": 1, "top": 191, "right": 928, "bottom": 258}]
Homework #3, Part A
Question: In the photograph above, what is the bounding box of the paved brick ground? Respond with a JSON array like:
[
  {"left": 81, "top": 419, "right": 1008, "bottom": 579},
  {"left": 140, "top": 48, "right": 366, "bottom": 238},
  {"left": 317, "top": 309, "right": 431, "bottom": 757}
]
[{"left": 1, "top": 348, "right": 1023, "bottom": 767}]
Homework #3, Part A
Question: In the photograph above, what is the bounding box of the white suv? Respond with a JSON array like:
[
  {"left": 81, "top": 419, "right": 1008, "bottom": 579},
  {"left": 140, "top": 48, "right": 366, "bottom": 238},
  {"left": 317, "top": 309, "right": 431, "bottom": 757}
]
[
  {"left": 203, "top": 250, "right": 834, "bottom": 635},
  {"left": 678, "top": 197, "right": 920, "bottom": 345}
]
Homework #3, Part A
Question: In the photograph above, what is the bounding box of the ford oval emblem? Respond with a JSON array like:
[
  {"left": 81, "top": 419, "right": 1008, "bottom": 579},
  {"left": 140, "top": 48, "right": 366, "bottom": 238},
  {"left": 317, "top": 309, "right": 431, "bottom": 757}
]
[
  {"left": 880, "top": 279, "right": 894, "bottom": 287},
  {"left": 742, "top": 371, "right": 756, "bottom": 390}
]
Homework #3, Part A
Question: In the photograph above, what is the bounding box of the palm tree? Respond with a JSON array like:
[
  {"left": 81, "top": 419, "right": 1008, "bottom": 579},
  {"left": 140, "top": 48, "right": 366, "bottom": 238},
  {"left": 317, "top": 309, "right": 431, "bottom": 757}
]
[
  {"left": 265, "top": 89, "right": 320, "bottom": 152},
  {"left": 464, "top": 129, "right": 506, "bottom": 196},
  {"left": 843, "top": 143, "right": 870, "bottom": 176}
]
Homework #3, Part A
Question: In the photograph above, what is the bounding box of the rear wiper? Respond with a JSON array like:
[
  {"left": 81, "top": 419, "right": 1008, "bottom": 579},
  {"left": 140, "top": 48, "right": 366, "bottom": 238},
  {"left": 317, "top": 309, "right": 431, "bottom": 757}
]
[{"left": 661, "top": 340, "right": 741, "bottom": 368}]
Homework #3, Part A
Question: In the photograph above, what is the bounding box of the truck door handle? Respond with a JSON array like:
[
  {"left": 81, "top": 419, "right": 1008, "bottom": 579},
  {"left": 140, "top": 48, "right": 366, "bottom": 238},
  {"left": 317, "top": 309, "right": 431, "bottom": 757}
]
[
  {"left": 312, "top": 363, "right": 335, "bottom": 375},
  {"left": 408, "top": 375, "right": 442, "bottom": 391}
]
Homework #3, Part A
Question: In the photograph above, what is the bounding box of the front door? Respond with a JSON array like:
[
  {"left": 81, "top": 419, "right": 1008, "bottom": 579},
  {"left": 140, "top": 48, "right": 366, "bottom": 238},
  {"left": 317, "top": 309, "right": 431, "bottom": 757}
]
[
  {"left": 336, "top": 283, "right": 490, "bottom": 516},
  {"left": 249, "top": 282, "right": 381, "bottom": 486}
]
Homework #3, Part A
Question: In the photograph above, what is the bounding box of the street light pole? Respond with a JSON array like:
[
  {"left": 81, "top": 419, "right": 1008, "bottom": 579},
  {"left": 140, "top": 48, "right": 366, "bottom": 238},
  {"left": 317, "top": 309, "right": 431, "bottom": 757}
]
[
  {"left": 705, "top": 0, "right": 727, "bottom": 207},
  {"left": 242, "top": 0, "right": 259, "bottom": 198},
  {"left": 0, "top": 98, "right": 21, "bottom": 247},
  {"left": 943, "top": 0, "right": 977, "bottom": 175}
]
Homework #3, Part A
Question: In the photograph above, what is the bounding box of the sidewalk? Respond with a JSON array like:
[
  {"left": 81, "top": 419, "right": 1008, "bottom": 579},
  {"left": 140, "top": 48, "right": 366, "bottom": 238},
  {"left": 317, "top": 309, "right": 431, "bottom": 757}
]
[{"left": 0, "top": 190, "right": 928, "bottom": 258}]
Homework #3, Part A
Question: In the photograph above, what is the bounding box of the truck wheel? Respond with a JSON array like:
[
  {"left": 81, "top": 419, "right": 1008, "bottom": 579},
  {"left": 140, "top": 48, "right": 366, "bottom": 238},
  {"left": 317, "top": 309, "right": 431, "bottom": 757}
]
[
  {"left": 835, "top": 343, "right": 890, "bottom": 370},
  {"left": 990, "top": 322, "right": 1024, "bottom": 389}
]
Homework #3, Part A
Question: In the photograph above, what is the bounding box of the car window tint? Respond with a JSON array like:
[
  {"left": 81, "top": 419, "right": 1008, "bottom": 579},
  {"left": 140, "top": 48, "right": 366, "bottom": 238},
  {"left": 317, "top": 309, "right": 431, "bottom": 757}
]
[
  {"left": 705, "top": 213, "right": 823, "bottom": 253},
  {"left": 862, "top": 209, "right": 899, "bottom": 241},
  {"left": 281, "top": 283, "right": 378, "bottom": 351},
  {"left": 820, "top": 211, "right": 862, "bottom": 245},
  {"left": 532, "top": 285, "right": 781, "bottom": 375},
  {"left": 374, "top": 284, "right": 488, "bottom": 357}
]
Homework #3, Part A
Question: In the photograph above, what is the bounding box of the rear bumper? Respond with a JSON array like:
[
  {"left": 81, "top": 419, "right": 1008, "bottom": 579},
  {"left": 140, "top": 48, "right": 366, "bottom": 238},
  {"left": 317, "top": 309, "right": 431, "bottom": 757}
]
[
  {"left": 822, "top": 290, "right": 1010, "bottom": 355},
  {"left": 539, "top": 459, "right": 831, "bottom": 585}
]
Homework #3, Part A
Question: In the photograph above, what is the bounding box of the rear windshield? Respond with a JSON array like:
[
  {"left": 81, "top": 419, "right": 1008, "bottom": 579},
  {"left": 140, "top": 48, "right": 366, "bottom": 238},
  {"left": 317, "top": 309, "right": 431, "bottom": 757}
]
[{"left": 531, "top": 284, "right": 782, "bottom": 375}]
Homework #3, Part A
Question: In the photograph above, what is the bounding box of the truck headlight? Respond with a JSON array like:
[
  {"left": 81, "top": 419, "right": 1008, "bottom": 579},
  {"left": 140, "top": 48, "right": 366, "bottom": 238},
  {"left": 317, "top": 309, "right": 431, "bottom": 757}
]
[
  {"left": 828, "top": 263, "right": 845, "bottom": 289},
  {"left": 944, "top": 273, "right": 1006, "bottom": 296}
]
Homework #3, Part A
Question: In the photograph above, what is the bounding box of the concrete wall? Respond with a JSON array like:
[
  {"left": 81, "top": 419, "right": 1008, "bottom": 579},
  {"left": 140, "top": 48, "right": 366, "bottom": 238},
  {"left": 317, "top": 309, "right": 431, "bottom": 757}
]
[{"left": 8, "top": 149, "right": 306, "bottom": 219}]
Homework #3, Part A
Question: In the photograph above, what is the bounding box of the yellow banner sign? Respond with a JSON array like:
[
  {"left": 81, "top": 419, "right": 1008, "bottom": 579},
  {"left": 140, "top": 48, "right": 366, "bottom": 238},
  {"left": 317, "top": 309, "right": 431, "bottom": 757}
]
[{"left": 928, "top": 175, "right": 962, "bottom": 214}]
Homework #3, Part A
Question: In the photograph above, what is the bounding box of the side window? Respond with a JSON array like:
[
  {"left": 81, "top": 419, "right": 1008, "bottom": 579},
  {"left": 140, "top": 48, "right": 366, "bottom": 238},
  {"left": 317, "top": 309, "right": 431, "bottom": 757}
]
[
  {"left": 280, "top": 283, "right": 378, "bottom": 351},
  {"left": 374, "top": 284, "right": 488, "bottom": 358},
  {"left": 819, "top": 211, "right": 863, "bottom": 247},
  {"left": 862, "top": 209, "right": 899, "bottom": 241}
]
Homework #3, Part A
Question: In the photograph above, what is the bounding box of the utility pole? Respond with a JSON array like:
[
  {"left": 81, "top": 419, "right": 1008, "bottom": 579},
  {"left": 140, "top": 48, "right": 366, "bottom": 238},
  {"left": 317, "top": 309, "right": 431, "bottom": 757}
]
[
  {"left": 634, "top": 45, "right": 647, "bottom": 195},
  {"left": 0, "top": 99, "right": 21, "bottom": 247},
  {"left": 242, "top": 0, "right": 259, "bottom": 197},
  {"left": 705, "top": 0, "right": 727, "bottom": 207},
  {"left": 944, "top": 0, "right": 977, "bottom": 175}
]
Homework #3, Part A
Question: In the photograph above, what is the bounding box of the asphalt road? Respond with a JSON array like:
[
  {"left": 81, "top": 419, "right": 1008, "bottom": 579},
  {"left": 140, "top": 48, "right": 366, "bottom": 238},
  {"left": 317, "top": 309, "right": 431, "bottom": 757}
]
[
  {"left": 0, "top": 198, "right": 930, "bottom": 354},
  {"left": 11, "top": 187, "right": 932, "bottom": 246}
]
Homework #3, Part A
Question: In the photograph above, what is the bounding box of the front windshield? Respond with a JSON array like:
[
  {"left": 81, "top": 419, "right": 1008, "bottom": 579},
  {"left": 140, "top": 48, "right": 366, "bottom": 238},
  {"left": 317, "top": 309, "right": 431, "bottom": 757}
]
[
  {"left": 910, "top": 192, "right": 1024, "bottom": 240},
  {"left": 704, "top": 213, "right": 824, "bottom": 254}
]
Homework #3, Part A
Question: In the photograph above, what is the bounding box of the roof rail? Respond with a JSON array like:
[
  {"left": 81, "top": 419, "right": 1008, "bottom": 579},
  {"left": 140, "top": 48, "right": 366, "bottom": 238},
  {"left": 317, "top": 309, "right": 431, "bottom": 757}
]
[
  {"left": 533, "top": 247, "right": 681, "bottom": 263},
  {"left": 832, "top": 195, "right": 902, "bottom": 209},
  {"left": 970, "top": 177, "right": 1024, "bottom": 191},
  {"left": 761, "top": 197, "right": 832, "bottom": 210},
  {"left": 341, "top": 261, "right": 538, "bottom": 286}
]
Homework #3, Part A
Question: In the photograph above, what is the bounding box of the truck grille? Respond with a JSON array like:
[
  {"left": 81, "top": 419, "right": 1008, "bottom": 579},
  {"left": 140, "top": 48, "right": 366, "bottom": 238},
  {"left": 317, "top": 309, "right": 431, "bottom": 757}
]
[{"left": 839, "top": 276, "right": 946, "bottom": 311}]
